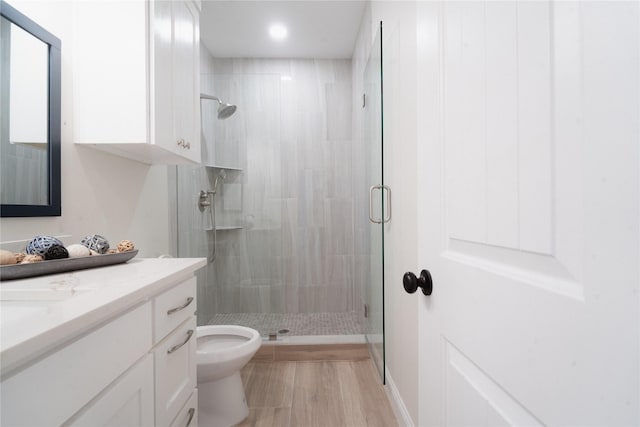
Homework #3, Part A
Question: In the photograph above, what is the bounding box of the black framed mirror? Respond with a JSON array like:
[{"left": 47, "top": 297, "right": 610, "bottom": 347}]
[{"left": 0, "top": 1, "right": 61, "bottom": 217}]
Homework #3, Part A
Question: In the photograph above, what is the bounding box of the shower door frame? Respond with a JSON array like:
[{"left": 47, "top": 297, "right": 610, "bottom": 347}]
[{"left": 364, "top": 21, "right": 386, "bottom": 383}]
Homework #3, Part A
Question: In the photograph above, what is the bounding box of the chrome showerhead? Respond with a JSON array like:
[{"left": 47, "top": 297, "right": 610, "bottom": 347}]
[
  {"left": 213, "top": 169, "right": 227, "bottom": 190},
  {"left": 217, "top": 103, "right": 237, "bottom": 119},
  {"left": 200, "top": 93, "right": 237, "bottom": 119}
]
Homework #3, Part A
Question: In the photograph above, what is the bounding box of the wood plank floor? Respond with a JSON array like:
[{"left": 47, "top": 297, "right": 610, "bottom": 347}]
[{"left": 236, "top": 359, "right": 398, "bottom": 427}]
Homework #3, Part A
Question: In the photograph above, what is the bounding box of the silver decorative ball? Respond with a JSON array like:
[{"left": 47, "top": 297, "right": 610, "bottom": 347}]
[
  {"left": 81, "top": 234, "right": 110, "bottom": 254},
  {"left": 26, "top": 236, "right": 64, "bottom": 257}
]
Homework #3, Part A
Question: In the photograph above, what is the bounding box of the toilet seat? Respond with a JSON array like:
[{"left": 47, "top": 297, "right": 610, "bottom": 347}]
[{"left": 196, "top": 325, "right": 261, "bottom": 366}]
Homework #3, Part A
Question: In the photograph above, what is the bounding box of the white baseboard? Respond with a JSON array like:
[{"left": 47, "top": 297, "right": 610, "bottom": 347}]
[{"left": 384, "top": 366, "right": 415, "bottom": 427}]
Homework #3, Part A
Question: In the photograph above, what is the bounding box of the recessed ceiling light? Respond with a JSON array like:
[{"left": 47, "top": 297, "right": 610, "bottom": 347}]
[{"left": 269, "top": 24, "right": 288, "bottom": 40}]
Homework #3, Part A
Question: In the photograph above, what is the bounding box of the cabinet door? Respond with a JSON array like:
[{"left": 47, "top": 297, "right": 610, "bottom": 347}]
[
  {"left": 67, "top": 355, "right": 154, "bottom": 427},
  {"left": 155, "top": 316, "right": 197, "bottom": 427},
  {"left": 1, "top": 303, "right": 152, "bottom": 426},
  {"left": 151, "top": 0, "right": 175, "bottom": 154},
  {"left": 170, "top": 390, "right": 198, "bottom": 427},
  {"left": 172, "top": 0, "right": 201, "bottom": 163},
  {"left": 73, "top": 1, "right": 147, "bottom": 144}
]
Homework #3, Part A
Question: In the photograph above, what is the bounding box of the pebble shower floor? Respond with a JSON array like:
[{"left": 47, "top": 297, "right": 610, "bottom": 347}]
[{"left": 207, "top": 312, "right": 363, "bottom": 337}]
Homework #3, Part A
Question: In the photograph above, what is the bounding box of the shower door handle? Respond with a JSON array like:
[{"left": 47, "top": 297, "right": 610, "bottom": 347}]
[
  {"left": 369, "top": 185, "right": 382, "bottom": 224},
  {"left": 369, "top": 185, "right": 392, "bottom": 224},
  {"left": 382, "top": 185, "right": 391, "bottom": 223}
]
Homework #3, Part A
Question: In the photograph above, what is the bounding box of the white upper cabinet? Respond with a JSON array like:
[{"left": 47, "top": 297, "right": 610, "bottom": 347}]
[{"left": 73, "top": 0, "right": 201, "bottom": 165}]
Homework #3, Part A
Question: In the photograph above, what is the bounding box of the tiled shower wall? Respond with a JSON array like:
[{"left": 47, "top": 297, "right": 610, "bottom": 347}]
[
  {"left": 0, "top": 71, "right": 47, "bottom": 205},
  {"left": 190, "top": 51, "right": 356, "bottom": 322}
]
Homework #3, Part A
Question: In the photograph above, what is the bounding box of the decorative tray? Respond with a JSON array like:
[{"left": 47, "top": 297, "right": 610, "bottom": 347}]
[{"left": 0, "top": 250, "right": 138, "bottom": 281}]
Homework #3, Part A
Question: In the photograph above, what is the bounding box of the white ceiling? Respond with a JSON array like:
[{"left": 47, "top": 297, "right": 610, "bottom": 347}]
[{"left": 200, "top": 1, "right": 367, "bottom": 59}]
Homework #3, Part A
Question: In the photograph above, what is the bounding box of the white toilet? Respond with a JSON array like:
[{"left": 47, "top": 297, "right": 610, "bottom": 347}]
[{"left": 196, "top": 325, "right": 261, "bottom": 427}]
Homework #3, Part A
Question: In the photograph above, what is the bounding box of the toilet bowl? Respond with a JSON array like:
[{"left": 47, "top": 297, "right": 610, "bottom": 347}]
[{"left": 196, "top": 325, "right": 261, "bottom": 427}]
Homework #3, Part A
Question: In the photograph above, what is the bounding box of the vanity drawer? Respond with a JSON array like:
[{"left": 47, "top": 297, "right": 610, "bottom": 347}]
[
  {"left": 154, "top": 277, "right": 196, "bottom": 342},
  {"left": 154, "top": 315, "right": 197, "bottom": 427},
  {"left": 170, "top": 389, "right": 198, "bottom": 427},
  {"left": 1, "top": 302, "right": 152, "bottom": 427}
]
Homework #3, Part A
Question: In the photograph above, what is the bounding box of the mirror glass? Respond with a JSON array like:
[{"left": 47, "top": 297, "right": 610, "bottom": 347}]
[{"left": 0, "top": 1, "right": 61, "bottom": 217}]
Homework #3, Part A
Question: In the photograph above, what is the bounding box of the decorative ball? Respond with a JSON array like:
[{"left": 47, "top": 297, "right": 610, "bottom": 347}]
[
  {"left": 14, "top": 253, "right": 26, "bottom": 264},
  {"left": 107, "top": 249, "right": 118, "bottom": 254},
  {"left": 22, "top": 254, "right": 44, "bottom": 264},
  {"left": 44, "top": 245, "right": 69, "bottom": 261},
  {"left": 26, "top": 236, "right": 64, "bottom": 257},
  {"left": 89, "top": 250, "right": 100, "bottom": 256},
  {"left": 0, "top": 249, "right": 16, "bottom": 265},
  {"left": 67, "top": 244, "right": 91, "bottom": 258},
  {"left": 117, "top": 240, "right": 135, "bottom": 252},
  {"left": 80, "top": 234, "right": 110, "bottom": 254}
]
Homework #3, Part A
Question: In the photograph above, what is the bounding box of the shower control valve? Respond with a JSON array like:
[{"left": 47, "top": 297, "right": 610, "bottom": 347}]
[{"left": 198, "top": 190, "right": 215, "bottom": 210}]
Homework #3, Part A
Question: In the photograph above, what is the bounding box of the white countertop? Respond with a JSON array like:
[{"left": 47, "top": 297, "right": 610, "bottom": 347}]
[{"left": 0, "top": 258, "right": 206, "bottom": 376}]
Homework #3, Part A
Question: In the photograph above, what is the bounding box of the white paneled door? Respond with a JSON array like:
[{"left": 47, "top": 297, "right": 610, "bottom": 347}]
[{"left": 416, "top": 1, "right": 639, "bottom": 426}]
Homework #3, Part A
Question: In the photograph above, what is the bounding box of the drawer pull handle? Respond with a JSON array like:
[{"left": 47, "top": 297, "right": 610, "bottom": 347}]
[
  {"left": 167, "top": 329, "right": 194, "bottom": 354},
  {"left": 185, "top": 408, "right": 195, "bottom": 427},
  {"left": 167, "top": 297, "right": 194, "bottom": 315}
]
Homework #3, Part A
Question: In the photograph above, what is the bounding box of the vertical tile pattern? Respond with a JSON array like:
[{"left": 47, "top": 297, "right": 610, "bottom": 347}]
[
  {"left": 0, "top": 141, "right": 48, "bottom": 205},
  {"left": 189, "top": 53, "right": 360, "bottom": 320}
]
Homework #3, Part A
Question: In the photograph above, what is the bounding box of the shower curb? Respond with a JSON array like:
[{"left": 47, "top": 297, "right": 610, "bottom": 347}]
[{"left": 251, "top": 343, "right": 370, "bottom": 362}]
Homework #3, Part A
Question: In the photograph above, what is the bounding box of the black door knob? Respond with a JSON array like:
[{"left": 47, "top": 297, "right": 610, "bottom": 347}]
[{"left": 403, "top": 270, "right": 433, "bottom": 295}]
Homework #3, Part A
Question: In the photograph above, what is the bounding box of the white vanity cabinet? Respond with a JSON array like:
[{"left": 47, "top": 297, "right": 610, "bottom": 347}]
[
  {"left": 1, "top": 302, "right": 154, "bottom": 426},
  {"left": 71, "top": 278, "right": 198, "bottom": 427},
  {"left": 73, "top": 0, "right": 201, "bottom": 165},
  {"left": 0, "top": 259, "right": 204, "bottom": 427}
]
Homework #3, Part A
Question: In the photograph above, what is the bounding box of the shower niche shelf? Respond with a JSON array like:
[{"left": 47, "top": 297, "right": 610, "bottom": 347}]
[
  {"left": 204, "top": 226, "right": 243, "bottom": 231},
  {"left": 203, "top": 164, "right": 243, "bottom": 171}
]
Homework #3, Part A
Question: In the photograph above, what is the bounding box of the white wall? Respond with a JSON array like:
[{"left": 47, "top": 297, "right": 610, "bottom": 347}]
[
  {"left": 0, "top": 1, "right": 173, "bottom": 257},
  {"left": 353, "top": 1, "right": 420, "bottom": 424}
]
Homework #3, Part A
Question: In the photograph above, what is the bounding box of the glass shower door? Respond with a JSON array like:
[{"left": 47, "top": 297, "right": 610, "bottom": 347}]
[{"left": 364, "top": 22, "right": 385, "bottom": 382}]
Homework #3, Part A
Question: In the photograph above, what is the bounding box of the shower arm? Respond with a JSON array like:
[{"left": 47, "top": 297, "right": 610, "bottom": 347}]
[
  {"left": 200, "top": 94, "right": 222, "bottom": 103},
  {"left": 200, "top": 94, "right": 237, "bottom": 119}
]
